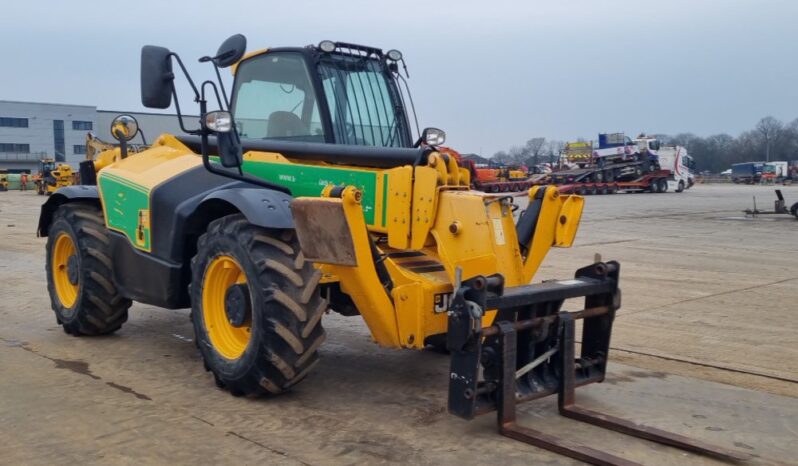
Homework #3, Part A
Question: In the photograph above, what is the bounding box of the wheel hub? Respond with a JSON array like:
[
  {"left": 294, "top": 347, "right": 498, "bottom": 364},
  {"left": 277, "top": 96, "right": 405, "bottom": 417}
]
[
  {"left": 224, "top": 283, "right": 251, "bottom": 327},
  {"left": 66, "top": 255, "right": 79, "bottom": 285}
]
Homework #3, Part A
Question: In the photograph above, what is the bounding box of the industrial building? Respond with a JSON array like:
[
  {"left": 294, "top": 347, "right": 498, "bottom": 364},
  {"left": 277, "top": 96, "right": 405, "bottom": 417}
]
[{"left": 0, "top": 100, "right": 191, "bottom": 172}]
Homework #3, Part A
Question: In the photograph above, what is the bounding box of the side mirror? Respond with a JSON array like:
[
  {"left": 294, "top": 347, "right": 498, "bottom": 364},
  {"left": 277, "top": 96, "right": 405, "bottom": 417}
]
[
  {"left": 141, "top": 45, "right": 174, "bottom": 109},
  {"left": 213, "top": 34, "right": 247, "bottom": 68},
  {"left": 203, "top": 111, "right": 242, "bottom": 168},
  {"left": 111, "top": 115, "right": 139, "bottom": 141},
  {"left": 421, "top": 127, "right": 446, "bottom": 146}
]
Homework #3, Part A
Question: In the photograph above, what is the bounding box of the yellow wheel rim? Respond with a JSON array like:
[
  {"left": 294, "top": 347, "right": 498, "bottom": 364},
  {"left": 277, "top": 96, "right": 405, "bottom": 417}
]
[
  {"left": 52, "top": 233, "right": 79, "bottom": 309},
  {"left": 203, "top": 255, "right": 251, "bottom": 360}
]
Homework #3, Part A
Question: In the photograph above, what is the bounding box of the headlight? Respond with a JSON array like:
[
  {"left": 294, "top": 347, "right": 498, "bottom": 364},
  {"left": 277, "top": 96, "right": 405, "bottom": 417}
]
[
  {"left": 386, "top": 49, "right": 403, "bottom": 61},
  {"left": 204, "top": 111, "right": 233, "bottom": 133},
  {"left": 318, "top": 40, "right": 336, "bottom": 53},
  {"left": 422, "top": 127, "right": 446, "bottom": 146}
]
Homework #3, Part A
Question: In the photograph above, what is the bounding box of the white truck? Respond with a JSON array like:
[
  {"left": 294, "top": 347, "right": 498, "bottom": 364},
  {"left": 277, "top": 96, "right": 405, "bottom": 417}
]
[{"left": 635, "top": 136, "right": 694, "bottom": 192}]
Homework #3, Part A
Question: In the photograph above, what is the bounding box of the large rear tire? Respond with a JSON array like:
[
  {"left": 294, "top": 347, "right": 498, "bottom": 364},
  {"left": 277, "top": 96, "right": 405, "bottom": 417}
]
[
  {"left": 45, "top": 203, "right": 131, "bottom": 335},
  {"left": 191, "top": 214, "right": 326, "bottom": 396}
]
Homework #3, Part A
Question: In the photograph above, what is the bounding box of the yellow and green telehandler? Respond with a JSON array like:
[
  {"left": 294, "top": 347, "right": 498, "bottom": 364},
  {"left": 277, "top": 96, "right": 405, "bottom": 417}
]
[{"left": 37, "top": 35, "right": 748, "bottom": 465}]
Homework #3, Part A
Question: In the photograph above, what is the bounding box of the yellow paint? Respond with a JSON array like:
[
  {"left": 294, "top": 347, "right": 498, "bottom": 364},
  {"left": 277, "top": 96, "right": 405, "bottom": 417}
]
[
  {"left": 52, "top": 233, "right": 78, "bottom": 309},
  {"left": 202, "top": 255, "right": 251, "bottom": 360},
  {"left": 101, "top": 144, "right": 202, "bottom": 191},
  {"left": 385, "top": 166, "right": 412, "bottom": 249},
  {"left": 311, "top": 187, "right": 402, "bottom": 347},
  {"left": 409, "top": 166, "right": 439, "bottom": 249},
  {"left": 521, "top": 187, "right": 584, "bottom": 282},
  {"left": 230, "top": 48, "right": 270, "bottom": 75}
]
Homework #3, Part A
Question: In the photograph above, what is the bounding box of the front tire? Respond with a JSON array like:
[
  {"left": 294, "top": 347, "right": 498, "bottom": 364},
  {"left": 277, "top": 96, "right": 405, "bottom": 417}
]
[
  {"left": 191, "top": 214, "right": 326, "bottom": 396},
  {"left": 45, "top": 203, "right": 131, "bottom": 335}
]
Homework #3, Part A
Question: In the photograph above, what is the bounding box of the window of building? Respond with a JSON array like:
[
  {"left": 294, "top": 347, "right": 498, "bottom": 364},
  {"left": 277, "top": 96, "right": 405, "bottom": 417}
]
[
  {"left": 53, "top": 120, "right": 65, "bottom": 161},
  {"left": 73, "top": 144, "right": 87, "bottom": 155},
  {"left": 0, "top": 117, "right": 29, "bottom": 128},
  {"left": 0, "top": 143, "right": 31, "bottom": 153},
  {"left": 72, "top": 121, "right": 93, "bottom": 131}
]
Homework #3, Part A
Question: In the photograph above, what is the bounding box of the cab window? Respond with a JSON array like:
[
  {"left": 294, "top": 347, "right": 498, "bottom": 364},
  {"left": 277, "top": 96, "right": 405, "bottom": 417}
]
[{"left": 232, "top": 53, "right": 325, "bottom": 142}]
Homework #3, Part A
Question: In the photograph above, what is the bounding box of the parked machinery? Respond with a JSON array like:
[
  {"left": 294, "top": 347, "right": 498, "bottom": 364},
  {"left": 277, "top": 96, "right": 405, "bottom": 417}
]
[
  {"left": 37, "top": 35, "right": 749, "bottom": 465},
  {"left": 35, "top": 158, "right": 75, "bottom": 195}
]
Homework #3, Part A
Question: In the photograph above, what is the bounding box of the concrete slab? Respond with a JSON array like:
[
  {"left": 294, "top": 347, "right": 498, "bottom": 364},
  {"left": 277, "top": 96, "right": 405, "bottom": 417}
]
[{"left": 1, "top": 185, "right": 796, "bottom": 465}]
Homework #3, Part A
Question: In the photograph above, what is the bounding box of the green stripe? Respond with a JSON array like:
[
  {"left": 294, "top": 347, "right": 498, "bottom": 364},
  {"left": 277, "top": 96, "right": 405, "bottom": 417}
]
[
  {"left": 101, "top": 172, "right": 149, "bottom": 193},
  {"left": 242, "top": 160, "right": 379, "bottom": 225}
]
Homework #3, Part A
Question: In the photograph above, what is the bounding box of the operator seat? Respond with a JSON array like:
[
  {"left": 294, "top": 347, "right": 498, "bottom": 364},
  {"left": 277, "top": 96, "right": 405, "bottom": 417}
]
[{"left": 267, "top": 111, "right": 307, "bottom": 138}]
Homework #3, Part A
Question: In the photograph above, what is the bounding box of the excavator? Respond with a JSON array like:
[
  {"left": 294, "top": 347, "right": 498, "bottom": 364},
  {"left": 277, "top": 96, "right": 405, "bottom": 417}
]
[{"left": 37, "top": 35, "right": 750, "bottom": 465}]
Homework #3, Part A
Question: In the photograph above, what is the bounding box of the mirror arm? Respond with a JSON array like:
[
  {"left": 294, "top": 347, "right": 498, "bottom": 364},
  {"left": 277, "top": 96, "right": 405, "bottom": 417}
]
[
  {"left": 199, "top": 135, "right": 291, "bottom": 194},
  {"left": 212, "top": 63, "right": 231, "bottom": 109},
  {"left": 114, "top": 130, "right": 129, "bottom": 159},
  {"left": 171, "top": 85, "right": 201, "bottom": 135},
  {"left": 168, "top": 52, "right": 200, "bottom": 101},
  {"left": 200, "top": 80, "right": 225, "bottom": 111}
]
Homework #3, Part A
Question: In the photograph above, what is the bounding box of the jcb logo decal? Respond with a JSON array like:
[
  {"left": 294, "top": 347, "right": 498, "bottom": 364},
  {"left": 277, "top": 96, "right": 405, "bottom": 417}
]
[{"left": 434, "top": 293, "right": 453, "bottom": 313}]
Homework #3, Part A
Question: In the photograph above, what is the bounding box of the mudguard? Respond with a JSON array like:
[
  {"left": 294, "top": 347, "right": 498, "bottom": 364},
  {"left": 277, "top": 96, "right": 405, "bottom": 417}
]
[
  {"left": 37, "top": 185, "right": 100, "bottom": 237},
  {"left": 198, "top": 188, "right": 294, "bottom": 230}
]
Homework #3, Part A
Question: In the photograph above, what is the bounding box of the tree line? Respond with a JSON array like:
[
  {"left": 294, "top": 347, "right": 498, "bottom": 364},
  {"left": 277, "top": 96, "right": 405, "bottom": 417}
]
[{"left": 491, "top": 116, "right": 798, "bottom": 173}]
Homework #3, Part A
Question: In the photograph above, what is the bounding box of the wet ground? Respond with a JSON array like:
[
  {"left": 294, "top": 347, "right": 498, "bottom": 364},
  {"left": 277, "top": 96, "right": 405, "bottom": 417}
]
[{"left": 0, "top": 184, "right": 796, "bottom": 465}]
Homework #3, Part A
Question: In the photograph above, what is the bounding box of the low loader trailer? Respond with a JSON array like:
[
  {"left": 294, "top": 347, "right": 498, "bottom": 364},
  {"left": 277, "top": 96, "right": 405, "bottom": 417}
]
[
  {"left": 37, "top": 35, "right": 749, "bottom": 465},
  {"left": 549, "top": 170, "right": 678, "bottom": 195}
]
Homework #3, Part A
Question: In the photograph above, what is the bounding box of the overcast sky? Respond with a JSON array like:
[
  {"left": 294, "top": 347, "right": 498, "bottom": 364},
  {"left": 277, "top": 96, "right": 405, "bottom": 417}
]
[{"left": 2, "top": 0, "right": 796, "bottom": 155}]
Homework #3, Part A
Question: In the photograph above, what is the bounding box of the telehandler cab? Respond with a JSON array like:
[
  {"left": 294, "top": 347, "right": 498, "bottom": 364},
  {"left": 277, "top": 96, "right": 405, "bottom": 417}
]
[{"left": 38, "top": 35, "right": 748, "bottom": 465}]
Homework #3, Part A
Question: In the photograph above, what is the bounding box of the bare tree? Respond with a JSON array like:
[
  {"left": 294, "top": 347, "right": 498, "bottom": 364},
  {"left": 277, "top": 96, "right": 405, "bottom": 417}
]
[
  {"left": 507, "top": 145, "right": 527, "bottom": 165},
  {"left": 524, "top": 137, "right": 546, "bottom": 165},
  {"left": 492, "top": 150, "right": 513, "bottom": 165},
  {"left": 545, "top": 140, "right": 565, "bottom": 165},
  {"left": 755, "top": 116, "right": 783, "bottom": 162}
]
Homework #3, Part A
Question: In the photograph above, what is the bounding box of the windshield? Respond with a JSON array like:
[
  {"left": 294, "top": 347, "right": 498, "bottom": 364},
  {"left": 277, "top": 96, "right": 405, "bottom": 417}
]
[
  {"left": 317, "top": 54, "right": 410, "bottom": 147},
  {"left": 232, "top": 52, "right": 325, "bottom": 142}
]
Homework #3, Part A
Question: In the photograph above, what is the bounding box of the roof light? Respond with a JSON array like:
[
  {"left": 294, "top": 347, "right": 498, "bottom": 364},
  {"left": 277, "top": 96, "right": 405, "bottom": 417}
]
[
  {"left": 386, "top": 49, "right": 402, "bottom": 61},
  {"left": 318, "top": 40, "right": 336, "bottom": 53}
]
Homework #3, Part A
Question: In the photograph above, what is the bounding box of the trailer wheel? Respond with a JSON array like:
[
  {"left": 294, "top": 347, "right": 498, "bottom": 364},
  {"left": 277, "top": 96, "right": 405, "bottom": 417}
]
[
  {"left": 676, "top": 181, "right": 685, "bottom": 193},
  {"left": 790, "top": 202, "right": 798, "bottom": 219},
  {"left": 649, "top": 180, "right": 659, "bottom": 193}
]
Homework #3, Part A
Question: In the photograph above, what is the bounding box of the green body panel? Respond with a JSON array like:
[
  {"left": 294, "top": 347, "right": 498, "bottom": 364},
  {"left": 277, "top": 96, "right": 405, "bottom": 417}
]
[
  {"left": 242, "top": 159, "right": 379, "bottom": 225},
  {"left": 94, "top": 156, "right": 384, "bottom": 255},
  {"left": 97, "top": 172, "right": 151, "bottom": 250}
]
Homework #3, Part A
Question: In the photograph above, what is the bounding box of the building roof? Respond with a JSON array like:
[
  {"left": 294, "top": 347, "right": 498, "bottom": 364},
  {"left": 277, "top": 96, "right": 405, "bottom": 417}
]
[{"left": 0, "top": 99, "right": 96, "bottom": 110}]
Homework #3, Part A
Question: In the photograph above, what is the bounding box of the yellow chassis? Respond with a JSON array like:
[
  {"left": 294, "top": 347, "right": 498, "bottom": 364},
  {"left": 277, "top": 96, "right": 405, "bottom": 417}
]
[{"left": 291, "top": 152, "right": 584, "bottom": 349}]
